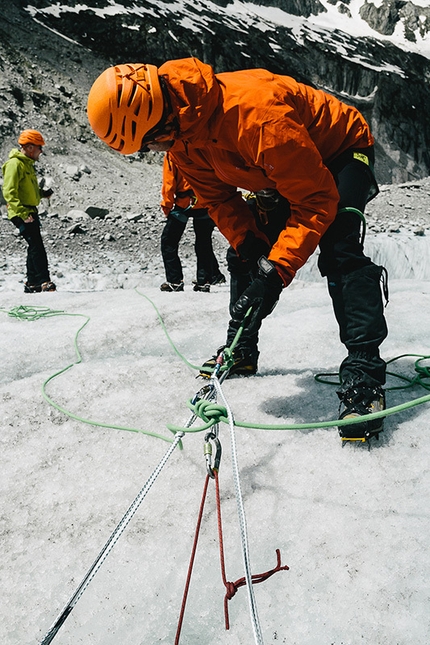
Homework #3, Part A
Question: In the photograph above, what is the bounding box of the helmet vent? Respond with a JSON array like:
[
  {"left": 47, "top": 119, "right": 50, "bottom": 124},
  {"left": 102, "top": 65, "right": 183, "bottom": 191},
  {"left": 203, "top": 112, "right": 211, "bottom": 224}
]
[
  {"left": 87, "top": 63, "right": 164, "bottom": 155},
  {"left": 116, "top": 85, "right": 123, "bottom": 107},
  {"left": 147, "top": 96, "right": 153, "bottom": 118},
  {"left": 105, "top": 114, "right": 113, "bottom": 138},
  {"left": 128, "top": 83, "right": 138, "bottom": 107}
]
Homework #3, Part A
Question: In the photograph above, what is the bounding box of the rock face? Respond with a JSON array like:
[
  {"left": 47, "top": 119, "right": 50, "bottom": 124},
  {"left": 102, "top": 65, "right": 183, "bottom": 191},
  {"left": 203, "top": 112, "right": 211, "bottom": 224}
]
[
  {"left": 360, "top": 0, "right": 430, "bottom": 40},
  {"left": 1, "top": 0, "right": 430, "bottom": 186}
]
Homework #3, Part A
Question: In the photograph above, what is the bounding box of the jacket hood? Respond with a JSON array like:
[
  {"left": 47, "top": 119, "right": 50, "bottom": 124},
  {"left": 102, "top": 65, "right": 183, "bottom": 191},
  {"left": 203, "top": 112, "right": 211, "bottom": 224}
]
[
  {"left": 158, "top": 57, "right": 220, "bottom": 143},
  {"left": 8, "top": 148, "right": 35, "bottom": 164}
]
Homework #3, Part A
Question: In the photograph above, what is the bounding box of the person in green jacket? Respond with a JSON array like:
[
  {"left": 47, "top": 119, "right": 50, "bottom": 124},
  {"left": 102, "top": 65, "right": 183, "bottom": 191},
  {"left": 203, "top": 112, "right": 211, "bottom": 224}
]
[{"left": 2, "top": 129, "right": 56, "bottom": 292}]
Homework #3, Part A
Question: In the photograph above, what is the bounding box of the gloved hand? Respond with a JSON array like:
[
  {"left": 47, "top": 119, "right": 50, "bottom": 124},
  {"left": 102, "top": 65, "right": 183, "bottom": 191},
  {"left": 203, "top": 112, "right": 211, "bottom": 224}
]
[
  {"left": 230, "top": 256, "right": 284, "bottom": 338},
  {"left": 236, "top": 231, "right": 271, "bottom": 275},
  {"left": 41, "top": 188, "right": 53, "bottom": 198}
]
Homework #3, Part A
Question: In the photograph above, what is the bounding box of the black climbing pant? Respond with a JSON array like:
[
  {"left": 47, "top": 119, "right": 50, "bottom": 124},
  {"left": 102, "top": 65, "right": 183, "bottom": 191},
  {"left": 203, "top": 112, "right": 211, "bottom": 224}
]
[
  {"left": 12, "top": 212, "right": 51, "bottom": 286},
  {"left": 161, "top": 208, "right": 221, "bottom": 285},
  {"left": 225, "top": 146, "right": 388, "bottom": 386}
]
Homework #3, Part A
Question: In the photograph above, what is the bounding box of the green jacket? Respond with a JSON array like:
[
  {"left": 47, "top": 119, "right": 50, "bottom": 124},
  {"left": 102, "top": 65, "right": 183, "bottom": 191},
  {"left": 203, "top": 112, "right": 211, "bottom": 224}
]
[{"left": 1, "top": 148, "right": 41, "bottom": 220}]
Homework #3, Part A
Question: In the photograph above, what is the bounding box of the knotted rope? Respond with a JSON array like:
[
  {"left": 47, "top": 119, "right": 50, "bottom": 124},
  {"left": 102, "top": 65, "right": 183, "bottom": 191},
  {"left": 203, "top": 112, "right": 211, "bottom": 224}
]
[
  {"left": 174, "top": 470, "right": 289, "bottom": 643},
  {"left": 214, "top": 470, "right": 289, "bottom": 630}
]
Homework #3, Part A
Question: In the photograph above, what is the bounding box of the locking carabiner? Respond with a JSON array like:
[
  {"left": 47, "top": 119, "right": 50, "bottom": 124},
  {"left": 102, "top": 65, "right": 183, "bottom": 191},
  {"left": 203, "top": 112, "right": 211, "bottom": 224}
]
[{"left": 204, "top": 431, "right": 222, "bottom": 478}]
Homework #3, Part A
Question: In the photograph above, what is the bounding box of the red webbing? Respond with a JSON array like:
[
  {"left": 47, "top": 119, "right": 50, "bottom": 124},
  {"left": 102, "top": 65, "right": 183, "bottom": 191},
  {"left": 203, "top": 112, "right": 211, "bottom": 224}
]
[{"left": 174, "top": 471, "right": 289, "bottom": 642}]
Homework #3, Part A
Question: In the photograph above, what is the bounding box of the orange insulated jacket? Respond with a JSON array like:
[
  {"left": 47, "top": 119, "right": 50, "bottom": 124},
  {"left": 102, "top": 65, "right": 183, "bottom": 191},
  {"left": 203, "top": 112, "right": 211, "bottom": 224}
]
[
  {"left": 160, "top": 152, "right": 194, "bottom": 214},
  {"left": 159, "top": 57, "right": 374, "bottom": 283}
]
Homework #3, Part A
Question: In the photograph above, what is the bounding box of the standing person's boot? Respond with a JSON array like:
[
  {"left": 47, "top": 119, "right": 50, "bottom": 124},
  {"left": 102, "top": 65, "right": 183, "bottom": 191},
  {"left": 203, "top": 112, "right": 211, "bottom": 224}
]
[
  {"left": 210, "top": 272, "right": 226, "bottom": 285},
  {"left": 24, "top": 282, "right": 42, "bottom": 293},
  {"left": 24, "top": 280, "right": 56, "bottom": 293},
  {"left": 160, "top": 281, "right": 184, "bottom": 292},
  {"left": 41, "top": 281, "right": 56, "bottom": 291},
  {"left": 193, "top": 282, "right": 211, "bottom": 292}
]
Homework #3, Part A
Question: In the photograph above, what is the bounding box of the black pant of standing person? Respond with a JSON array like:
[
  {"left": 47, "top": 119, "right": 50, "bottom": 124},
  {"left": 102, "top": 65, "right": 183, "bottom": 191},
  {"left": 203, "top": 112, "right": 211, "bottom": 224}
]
[
  {"left": 11, "top": 211, "right": 54, "bottom": 292},
  {"left": 160, "top": 207, "right": 225, "bottom": 292}
]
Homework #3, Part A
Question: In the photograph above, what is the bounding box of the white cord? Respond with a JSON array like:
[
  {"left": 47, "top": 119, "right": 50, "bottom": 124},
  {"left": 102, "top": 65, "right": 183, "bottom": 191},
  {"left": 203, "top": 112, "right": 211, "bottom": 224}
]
[
  {"left": 214, "top": 377, "right": 265, "bottom": 645},
  {"left": 40, "top": 432, "right": 184, "bottom": 645}
]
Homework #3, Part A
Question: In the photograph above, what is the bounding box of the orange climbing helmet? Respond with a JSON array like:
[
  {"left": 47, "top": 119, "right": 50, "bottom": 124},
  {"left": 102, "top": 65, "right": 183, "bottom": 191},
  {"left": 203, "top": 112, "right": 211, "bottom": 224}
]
[
  {"left": 18, "top": 129, "right": 45, "bottom": 146},
  {"left": 87, "top": 63, "right": 164, "bottom": 155}
]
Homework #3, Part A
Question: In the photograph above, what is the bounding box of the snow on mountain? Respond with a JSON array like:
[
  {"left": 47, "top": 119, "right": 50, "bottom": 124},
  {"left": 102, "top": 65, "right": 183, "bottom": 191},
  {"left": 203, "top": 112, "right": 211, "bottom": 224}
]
[
  {"left": 24, "top": 0, "right": 430, "bottom": 58},
  {"left": 16, "top": 0, "right": 430, "bottom": 182}
]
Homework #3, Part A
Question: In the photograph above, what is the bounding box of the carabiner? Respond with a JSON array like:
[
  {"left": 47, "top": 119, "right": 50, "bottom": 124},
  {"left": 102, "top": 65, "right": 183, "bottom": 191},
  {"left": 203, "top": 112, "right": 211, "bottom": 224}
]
[{"left": 204, "top": 431, "right": 222, "bottom": 478}]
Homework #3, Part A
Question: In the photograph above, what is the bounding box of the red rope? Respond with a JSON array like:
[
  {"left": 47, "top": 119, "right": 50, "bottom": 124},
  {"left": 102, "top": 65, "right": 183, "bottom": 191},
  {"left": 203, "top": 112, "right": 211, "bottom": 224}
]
[
  {"left": 174, "top": 471, "right": 289, "bottom": 642},
  {"left": 174, "top": 474, "right": 210, "bottom": 645},
  {"left": 214, "top": 471, "right": 289, "bottom": 630}
]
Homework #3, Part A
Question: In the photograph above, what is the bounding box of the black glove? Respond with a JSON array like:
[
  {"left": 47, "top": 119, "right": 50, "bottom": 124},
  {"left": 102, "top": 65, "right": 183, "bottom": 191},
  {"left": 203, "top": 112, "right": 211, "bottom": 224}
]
[
  {"left": 41, "top": 188, "right": 54, "bottom": 198},
  {"left": 236, "top": 231, "right": 271, "bottom": 275},
  {"left": 230, "top": 257, "right": 283, "bottom": 338}
]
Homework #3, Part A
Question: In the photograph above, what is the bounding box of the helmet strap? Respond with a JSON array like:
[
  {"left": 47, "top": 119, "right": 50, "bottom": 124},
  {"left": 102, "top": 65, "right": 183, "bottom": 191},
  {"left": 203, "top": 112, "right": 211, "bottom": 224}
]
[{"left": 139, "top": 77, "right": 178, "bottom": 151}]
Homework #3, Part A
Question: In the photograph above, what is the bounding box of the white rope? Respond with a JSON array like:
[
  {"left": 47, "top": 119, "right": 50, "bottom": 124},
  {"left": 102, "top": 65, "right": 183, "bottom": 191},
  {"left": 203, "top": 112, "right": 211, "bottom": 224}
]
[
  {"left": 214, "top": 377, "right": 265, "bottom": 645},
  {"left": 40, "top": 431, "right": 184, "bottom": 645}
]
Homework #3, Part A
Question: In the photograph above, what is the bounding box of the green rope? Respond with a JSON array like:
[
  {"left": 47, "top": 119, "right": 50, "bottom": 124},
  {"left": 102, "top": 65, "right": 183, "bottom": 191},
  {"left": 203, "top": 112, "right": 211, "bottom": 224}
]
[
  {"left": 134, "top": 288, "right": 203, "bottom": 372},
  {"left": 134, "top": 287, "right": 246, "bottom": 373},
  {"left": 315, "top": 354, "right": 430, "bottom": 392},
  {"left": 337, "top": 206, "right": 367, "bottom": 244},
  {"left": 5, "top": 297, "right": 430, "bottom": 440},
  {"left": 132, "top": 291, "right": 430, "bottom": 435},
  {"left": 166, "top": 388, "right": 430, "bottom": 434},
  {"left": 3, "top": 305, "right": 174, "bottom": 444}
]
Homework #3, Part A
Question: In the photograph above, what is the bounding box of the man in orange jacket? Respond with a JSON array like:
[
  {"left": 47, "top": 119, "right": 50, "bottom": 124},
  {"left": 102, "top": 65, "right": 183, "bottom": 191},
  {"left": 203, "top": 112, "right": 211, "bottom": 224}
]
[
  {"left": 160, "top": 152, "right": 225, "bottom": 292},
  {"left": 87, "top": 58, "right": 388, "bottom": 440}
]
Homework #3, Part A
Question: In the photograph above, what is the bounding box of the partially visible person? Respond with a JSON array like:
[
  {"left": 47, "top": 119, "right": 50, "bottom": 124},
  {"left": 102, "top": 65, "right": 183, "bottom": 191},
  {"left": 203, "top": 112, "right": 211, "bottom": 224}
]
[
  {"left": 159, "top": 152, "right": 225, "bottom": 292},
  {"left": 2, "top": 129, "right": 56, "bottom": 292}
]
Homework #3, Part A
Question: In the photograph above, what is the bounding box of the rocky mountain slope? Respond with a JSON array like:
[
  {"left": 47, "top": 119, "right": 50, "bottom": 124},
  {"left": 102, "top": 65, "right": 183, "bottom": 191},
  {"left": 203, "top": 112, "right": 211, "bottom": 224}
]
[
  {"left": 2, "top": 0, "right": 430, "bottom": 186},
  {"left": 2, "top": 156, "right": 430, "bottom": 292},
  {"left": 1, "top": 0, "right": 430, "bottom": 292},
  {"left": 7, "top": 0, "right": 430, "bottom": 184}
]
